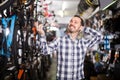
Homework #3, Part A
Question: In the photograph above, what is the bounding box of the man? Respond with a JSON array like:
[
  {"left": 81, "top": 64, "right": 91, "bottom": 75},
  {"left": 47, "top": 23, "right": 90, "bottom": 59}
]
[{"left": 36, "top": 15, "right": 103, "bottom": 80}]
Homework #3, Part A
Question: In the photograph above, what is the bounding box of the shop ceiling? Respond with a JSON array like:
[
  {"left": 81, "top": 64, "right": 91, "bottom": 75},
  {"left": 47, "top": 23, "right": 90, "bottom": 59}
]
[
  {"left": 45, "top": 0, "right": 119, "bottom": 23},
  {"left": 45, "top": 0, "right": 79, "bottom": 17},
  {"left": 46, "top": 0, "right": 119, "bottom": 16}
]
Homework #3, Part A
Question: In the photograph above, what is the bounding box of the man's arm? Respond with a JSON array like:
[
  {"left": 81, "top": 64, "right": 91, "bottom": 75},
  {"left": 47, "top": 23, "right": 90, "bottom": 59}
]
[
  {"left": 83, "top": 27, "right": 103, "bottom": 48},
  {"left": 35, "top": 22, "right": 58, "bottom": 55},
  {"left": 39, "top": 35, "right": 58, "bottom": 55}
]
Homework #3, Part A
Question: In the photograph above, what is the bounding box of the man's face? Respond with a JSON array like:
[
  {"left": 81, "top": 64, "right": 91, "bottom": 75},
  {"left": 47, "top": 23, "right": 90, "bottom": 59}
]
[{"left": 68, "top": 17, "right": 82, "bottom": 33}]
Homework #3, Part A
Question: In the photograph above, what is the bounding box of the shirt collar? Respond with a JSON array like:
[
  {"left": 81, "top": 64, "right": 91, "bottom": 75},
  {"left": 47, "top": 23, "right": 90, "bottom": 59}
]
[
  {"left": 65, "top": 32, "right": 83, "bottom": 40},
  {"left": 65, "top": 34, "right": 80, "bottom": 44}
]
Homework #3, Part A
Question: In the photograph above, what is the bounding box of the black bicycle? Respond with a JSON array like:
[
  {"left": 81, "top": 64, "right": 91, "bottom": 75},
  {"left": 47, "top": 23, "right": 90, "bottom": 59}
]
[{"left": 0, "top": 0, "right": 34, "bottom": 11}]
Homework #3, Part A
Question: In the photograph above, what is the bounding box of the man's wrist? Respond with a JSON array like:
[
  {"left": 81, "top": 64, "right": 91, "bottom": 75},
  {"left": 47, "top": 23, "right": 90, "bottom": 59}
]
[{"left": 39, "top": 34, "right": 46, "bottom": 38}]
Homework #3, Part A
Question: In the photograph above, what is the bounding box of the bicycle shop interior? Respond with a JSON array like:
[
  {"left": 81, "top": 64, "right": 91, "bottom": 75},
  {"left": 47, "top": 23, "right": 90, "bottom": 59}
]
[{"left": 0, "top": 0, "right": 120, "bottom": 80}]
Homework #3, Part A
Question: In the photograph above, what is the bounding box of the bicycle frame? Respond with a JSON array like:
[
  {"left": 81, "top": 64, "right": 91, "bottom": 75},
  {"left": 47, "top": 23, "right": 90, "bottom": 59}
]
[{"left": 0, "top": 15, "right": 16, "bottom": 57}]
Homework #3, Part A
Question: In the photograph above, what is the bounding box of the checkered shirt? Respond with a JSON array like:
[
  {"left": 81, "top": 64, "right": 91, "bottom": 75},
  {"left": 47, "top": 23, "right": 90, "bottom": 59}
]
[{"left": 39, "top": 27, "right": 103, "bottom": 80}]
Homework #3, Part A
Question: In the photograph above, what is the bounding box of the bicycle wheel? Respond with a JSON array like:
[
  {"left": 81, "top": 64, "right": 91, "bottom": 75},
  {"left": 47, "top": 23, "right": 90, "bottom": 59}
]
[{"left": 0, "top": 0, "right": 14, "bottom": 11}]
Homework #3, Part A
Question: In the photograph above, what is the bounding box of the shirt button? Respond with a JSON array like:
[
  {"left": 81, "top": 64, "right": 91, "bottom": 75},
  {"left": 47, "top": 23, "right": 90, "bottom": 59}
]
[
  {"left": 71, "top": 54, "right": 74, "bottom": 56},
  {"left": 71, "top": 66, "right": 73, "bottom": 68},
  {"left": 71, "top": 47, "right": 73, "bottom": 49},
  {"left": 71, "top": 59, "right": 74, "bottom": 62},
  {"left": 72, "top": 72, "right": 74, "bottom": 75}
]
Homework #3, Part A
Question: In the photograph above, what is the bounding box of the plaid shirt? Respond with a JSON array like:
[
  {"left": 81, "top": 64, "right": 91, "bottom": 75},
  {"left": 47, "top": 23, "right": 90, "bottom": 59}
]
[{"left": 39, "top": 27, "right": 103, "bottom": 80}]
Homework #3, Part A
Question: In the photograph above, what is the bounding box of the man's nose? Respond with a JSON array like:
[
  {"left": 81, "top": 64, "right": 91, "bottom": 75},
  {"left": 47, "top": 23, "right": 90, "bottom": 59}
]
[{"left": 70, "top": 22, "right": 74, "bottom": 25}]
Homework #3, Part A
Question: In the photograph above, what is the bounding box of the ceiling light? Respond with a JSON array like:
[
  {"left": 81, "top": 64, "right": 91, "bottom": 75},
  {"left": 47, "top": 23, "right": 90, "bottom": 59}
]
[{"left": 100, "top": 0, "right": 117, "bottom": 10}]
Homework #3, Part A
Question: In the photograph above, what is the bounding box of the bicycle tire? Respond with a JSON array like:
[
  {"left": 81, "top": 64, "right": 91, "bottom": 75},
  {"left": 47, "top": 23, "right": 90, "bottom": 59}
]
[
  {"left": 11, "top": 24, "right": 20, "bottom": 66},
  {"left": 0, "top": 0, "right": 14, "bottom": 11}
]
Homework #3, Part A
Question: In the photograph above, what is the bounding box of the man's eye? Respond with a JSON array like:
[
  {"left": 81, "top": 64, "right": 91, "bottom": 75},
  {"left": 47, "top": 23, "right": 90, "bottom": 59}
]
[{"left": 75, "top": 21, "right": 77, "bottom": 23}]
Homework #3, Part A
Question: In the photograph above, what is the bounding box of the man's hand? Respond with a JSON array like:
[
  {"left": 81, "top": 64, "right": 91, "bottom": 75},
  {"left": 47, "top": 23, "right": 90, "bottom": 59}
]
[
  {"left": 37, "top": 24, "right": 45, "bottom": 36},
  {"left": 34, "top": 21, "right": 45, "bottom": 36}
]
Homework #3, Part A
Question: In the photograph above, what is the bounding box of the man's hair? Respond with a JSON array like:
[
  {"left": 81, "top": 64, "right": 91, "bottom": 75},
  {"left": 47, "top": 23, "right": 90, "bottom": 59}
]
[{"left": 74, "top": 15, "right": 84, "bottom": 26}]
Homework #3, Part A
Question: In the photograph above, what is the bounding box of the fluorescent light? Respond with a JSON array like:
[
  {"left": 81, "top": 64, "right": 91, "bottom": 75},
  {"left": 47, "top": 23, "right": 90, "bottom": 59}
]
[{"left": 100, "top": 0, "right": 117, "bottom": 10}]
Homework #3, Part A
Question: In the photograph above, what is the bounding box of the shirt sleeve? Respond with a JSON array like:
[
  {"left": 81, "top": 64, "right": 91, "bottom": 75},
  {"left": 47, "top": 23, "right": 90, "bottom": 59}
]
[
  {"left": 83, "top": 27, "right": 103, "bottom": 49},
  {"left": 39, "top": 35, "right": 58, "bottom": 55}
]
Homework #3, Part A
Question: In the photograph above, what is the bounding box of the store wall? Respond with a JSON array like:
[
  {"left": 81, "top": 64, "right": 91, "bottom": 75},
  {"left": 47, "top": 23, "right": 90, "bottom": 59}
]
[{"left": 55, "top": 16, "right": 71, "bottom": 24}]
